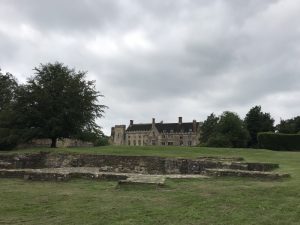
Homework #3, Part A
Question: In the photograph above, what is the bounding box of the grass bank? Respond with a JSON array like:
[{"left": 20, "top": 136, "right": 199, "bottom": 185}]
[{"left": 0, "top": 146, "right": 299, "bottom": 224}]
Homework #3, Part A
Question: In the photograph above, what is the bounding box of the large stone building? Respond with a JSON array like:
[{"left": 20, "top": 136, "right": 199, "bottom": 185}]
[{"left": 111, "top": 117, "right": 201, "bottom": 146}]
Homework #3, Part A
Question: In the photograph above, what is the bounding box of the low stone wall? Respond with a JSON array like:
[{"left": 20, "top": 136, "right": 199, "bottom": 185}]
[
  {"left": 0, "top": 152, "right": 279, "bottom": 175},
  {"left": 17, "top": 138, "right": 94, "bottom": 148}
]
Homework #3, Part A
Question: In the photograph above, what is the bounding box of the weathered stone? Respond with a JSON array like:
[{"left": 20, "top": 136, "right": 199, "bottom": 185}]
[
  {"left": 196, "top": 156, "right": 244, "bottom": 161},
  {"left": 205, "top": 169, "right": 290, "bottom": 179},
  {"left": 118, "top": 175, "right": 166, "bottom": 186},
  {"left": 0, "top": 152, "right": 281, "bottom": 175}
]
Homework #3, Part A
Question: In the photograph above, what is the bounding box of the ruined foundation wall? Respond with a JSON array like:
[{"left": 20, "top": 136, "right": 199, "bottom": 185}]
[{"left": 0, "top": 152, "right": 278, "bottom": 174}]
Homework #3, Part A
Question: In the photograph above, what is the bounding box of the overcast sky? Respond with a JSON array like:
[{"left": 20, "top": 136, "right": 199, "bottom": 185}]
[{"left": 1, "top": 0, "right": 300, "bottom": 135}]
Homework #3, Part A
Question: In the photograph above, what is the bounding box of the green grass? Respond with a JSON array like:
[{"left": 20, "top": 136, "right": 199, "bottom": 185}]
[{"left": 0, "top": 146, "right": 300, "bottom": 225}]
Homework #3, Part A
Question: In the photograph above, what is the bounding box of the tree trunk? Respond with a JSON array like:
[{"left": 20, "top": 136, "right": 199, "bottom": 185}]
[{"left": 51, "top": 137, "right": 57, "bottom": 148}]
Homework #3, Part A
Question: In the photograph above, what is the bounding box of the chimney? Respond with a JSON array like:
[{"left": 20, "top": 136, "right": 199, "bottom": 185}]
[
  {"left": 178, "top": 117, "right": 182, "bottom": 124},
  {"left": 130, "top": 120, "right": 133, "bottom": 126},
  {"left": 193, "top": 120, "right": 197, "bottom": 132},
  {"left": 152, "top": 118, "right": 155, "bottom": 128}
]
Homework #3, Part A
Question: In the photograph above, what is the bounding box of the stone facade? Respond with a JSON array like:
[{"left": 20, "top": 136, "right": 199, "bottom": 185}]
[{"left": 111, "top": 117, "right": 201, "bottom": 146}]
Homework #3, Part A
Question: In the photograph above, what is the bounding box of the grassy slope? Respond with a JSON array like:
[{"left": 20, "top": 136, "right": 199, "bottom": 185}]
[{"left": 0, "top": 146, "right": 299, "bottom": 225}]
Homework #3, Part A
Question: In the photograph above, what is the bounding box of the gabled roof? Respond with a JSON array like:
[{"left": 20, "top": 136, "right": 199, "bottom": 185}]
[
  {"left": 126, "top": 124, "right": 152, "bottom": 132},
  {"left": 126, "top": 122, "right": 200, "bottom": 133}
]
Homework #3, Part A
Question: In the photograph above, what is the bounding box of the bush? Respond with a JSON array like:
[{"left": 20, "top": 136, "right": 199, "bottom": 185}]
[
  {"left": 207, "top": 134, "right": 232, "bottom": 148},
  {"left": 0, "top": 128, "right": 19, "bottom": 150},
  {"left": 94, "top": 136, "right": 110, "bottom": 146},
  {"left": 257, "top": 132, "right": 300, "bottom": 151}
]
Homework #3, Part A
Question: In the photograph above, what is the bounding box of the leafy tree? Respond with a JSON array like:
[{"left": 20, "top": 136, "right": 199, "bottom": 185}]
[
  {"left": 17, "top": 62, "right": 107, "bottom": 148},
  {"left": 276, "top": 116, "right": 300, "bottom": 134},
  {"left": 216, "top": 111, "right": 249, "bottom": 148},
  {"left": 0, "top": 69, "right": 18, "bottom": 111},
  {"left": 244, "top": 106, "right": 275, "bottom": 147},
  {"left": 0, "top": 70, "right": 21, "bottom": 149},
  {"left": 94, "top": 134, "right": 110, "bottom": 146},
  {"left": 202, "top": 111, "right": 249, "bottom": 148},
  {"left": 200, "top": 113, "right": 219, "bottom": 144},
  {"left": 207, "top": 133, "right": 231, "bottom": 148}
]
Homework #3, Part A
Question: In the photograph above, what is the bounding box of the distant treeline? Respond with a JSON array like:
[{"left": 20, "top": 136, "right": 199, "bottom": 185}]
[{"left": 200, "top": 106, "right": 300, "bottom": 151}]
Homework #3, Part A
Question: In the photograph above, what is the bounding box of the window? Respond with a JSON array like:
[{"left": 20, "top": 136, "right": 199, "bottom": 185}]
[
  {"left": 152, "top": 140, "right": 156, "bottom": 145},
  {"left": 138, "top": 140, "right": 141, "bottom": 145},
  {"left": 188, "top": 141, "right": 192, "bottom": 146},
  {"left": 133, "top": 140, "right": 136, "bottom": 146},
  {"left": 128, "top": 135, "right": 131, "bottom": 139},
  {"left": 180, "top": 136, "right": 183, "bottom": 139},
  {"left": 161, "top": 142, "right": 165, "bottom": 145},
  {"left": 162, "top": 135, "right": 165, "bottom": 138},
  {"left": 168, "top": 142, "right": 173, "bottom": 146},
  {"left": 139, "top": 135, "right": 141, "bottom": 139},
  {"left": 180, "top": 141, "right": 183, "bottom": 146},
  {"left": 128, "top": 140, "right": 131, "bottom": 145}
]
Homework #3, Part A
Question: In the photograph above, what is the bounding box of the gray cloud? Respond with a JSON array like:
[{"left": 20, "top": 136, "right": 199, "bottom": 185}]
[{"left": 0, "top": 0, "right": 299, "bottom": 134}]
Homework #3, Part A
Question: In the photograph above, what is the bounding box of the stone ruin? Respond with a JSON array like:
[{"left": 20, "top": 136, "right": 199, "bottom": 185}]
[{"left": 0, "top": 152, "right": 289, "bottom": 186}]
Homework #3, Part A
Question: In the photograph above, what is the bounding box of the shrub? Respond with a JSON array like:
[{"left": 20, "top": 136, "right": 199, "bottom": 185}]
[
  {"left": 207, "top": 134, "right": 232, "bottom": 148},
  {"left": 257, "top": 132, "right": 300, "bottom": 151}
]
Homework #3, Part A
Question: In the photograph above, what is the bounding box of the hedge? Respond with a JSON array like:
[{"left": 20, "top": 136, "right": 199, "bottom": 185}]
[{"left": 257, "top": 132, "right": 300, "bottom": 151}]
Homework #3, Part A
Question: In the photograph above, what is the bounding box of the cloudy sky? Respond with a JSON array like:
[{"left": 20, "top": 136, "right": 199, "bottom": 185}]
[{"left": 1, "top": 0, "right": 300, "bottom": 134}]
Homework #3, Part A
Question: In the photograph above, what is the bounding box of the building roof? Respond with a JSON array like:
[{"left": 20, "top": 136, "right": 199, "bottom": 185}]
[{"left": 126, "top": 122, "right": 200, "bottom": 133}]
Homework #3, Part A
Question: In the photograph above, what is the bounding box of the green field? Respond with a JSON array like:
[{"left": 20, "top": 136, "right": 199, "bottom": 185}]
[{"left": 0, "top": 146, "right": 299, "bottom": 225}]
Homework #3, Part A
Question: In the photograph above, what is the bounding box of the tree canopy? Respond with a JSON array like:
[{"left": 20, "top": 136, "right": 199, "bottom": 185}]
[
  {"left": 201, "top": 111, "right": 249, "bottom": 148},
  {"left": 200, "top": 113, "right": 219, "bottom": 144},
  {"left": 276, "top": 116, "right": 300, "bottom": 134},
  {"left": 0, "top": 70, "right": 21, "bottom": 149},
  {"left": 244, "top": 105, "right": 275, "bottom": 147},
  {"left": 0, "top": 69, "right": 18, "bottom": 111},
  {"left": 0, "top": 63, "right": 107, "bottom": 149},
  {"left": 21, "top": 62, "right": 107, "bottom": 147}
]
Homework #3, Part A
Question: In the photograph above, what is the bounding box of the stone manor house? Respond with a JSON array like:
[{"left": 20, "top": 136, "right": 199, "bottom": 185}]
[{"left": 111, "top": 117, "right": 201, "bottom": 146}]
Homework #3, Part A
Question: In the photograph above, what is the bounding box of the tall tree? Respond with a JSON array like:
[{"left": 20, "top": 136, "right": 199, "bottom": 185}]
[
  {"left": 216, "top": 111, "right": 249, "bottom": 148},
  {"left": 244, "top": 106, "right": 275, "bottom": 147},
  {"left": 0, "top": 70, "right": 20, "bottom": 150},
  {"left": 17, "top": 62, "right": 107, "bottom": 148},
  {"left": 204, "top": 111, "right": 249, "bottom": 148},
  {"left": 276, "top": 116, "right": 300, "bottom": 134},
  {"left": 200, "top": 113, "right": 219, "bottom": 144},
  {"left": 0, "top": 69, "right": 18, "bottom": 111}
]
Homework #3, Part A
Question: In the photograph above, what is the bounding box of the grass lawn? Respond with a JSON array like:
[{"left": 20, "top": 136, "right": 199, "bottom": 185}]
[{"left": 0, "top": 146, "right": 299, "bottom": 225}]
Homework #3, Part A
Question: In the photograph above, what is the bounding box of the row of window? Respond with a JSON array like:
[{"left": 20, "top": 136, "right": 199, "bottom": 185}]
[
  {"left": 128, "top": 140, "right": 193, "bottom": 146},
  {"left": 128, "top": 135, "right": 193, "bottom": 140}
]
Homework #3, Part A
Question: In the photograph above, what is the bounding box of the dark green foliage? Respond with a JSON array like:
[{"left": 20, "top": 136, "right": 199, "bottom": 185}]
[
  {"left": 75, "top": 129, "right": 109, "bottom": 146},
  {"left": 244, "top": 105, "right": 275, "bottom": 147},
  {"left": 202, "top": 111, "right": 249, "bottom": 148},
  {"left": 0, "top": 63, "right": 107, "bottom": 150},
  {"left": 207, "top": 133, "right": 232, "bottom": 148},
  {"left": 94, "top": 135, "right": 109, "bottom": 146},
  {"left": 258, "top": 132, "right": 300, "bottom": 151},
  {"left": 0, "top": 69, "right": 18, "bottom": 111},
  {"left": 18, "top": 62, "right": 107, "bottom": 147},
  {"left": 0, "top": 71, "right": 21, "bottom": 150},
  {"left": 200, "top": 113, "right": 219, "bottom": 143},
  {"left": 217, "top": 111, "right": 249, "bottom": 148},
  {"left": 276, "top": 116, "right": 300, "bottom": 134}
]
